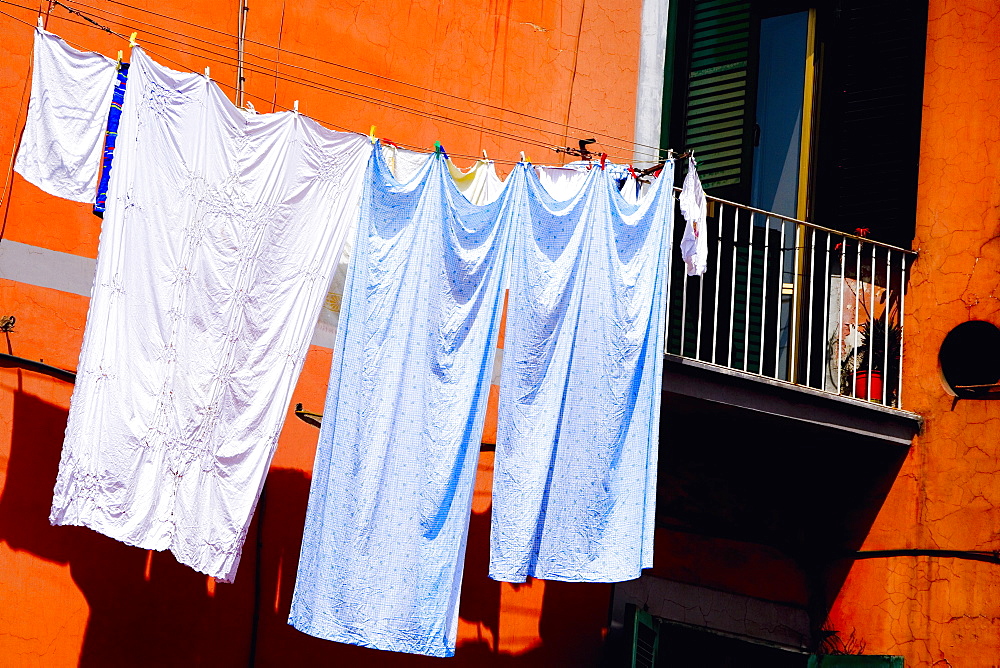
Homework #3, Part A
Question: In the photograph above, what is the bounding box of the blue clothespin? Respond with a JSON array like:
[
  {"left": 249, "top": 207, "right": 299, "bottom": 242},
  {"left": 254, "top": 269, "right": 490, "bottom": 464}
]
[{"left": 434, "top": 141, "right": 449, "bottom": 160}]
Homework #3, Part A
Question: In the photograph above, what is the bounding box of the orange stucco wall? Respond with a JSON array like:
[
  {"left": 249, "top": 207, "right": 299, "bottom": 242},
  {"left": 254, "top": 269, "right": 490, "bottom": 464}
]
[
  {"left": 0, "top": 0, "right": 637, "bottom": 664},
  {"left": 824, "top": 2, "right": 1000, "bottom": 665}
]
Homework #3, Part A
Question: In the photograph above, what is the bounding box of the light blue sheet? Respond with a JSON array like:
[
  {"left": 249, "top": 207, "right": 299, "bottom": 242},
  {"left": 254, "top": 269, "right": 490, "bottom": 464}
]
[
  {"left": 290, "top": 151, "right": 673, "bottom": 656},
  {"left": 289, "top": 148, "right": 513, "bottom": 657},
  {"left": 490, "top": 161, "right": 674, "bottom": 583}
]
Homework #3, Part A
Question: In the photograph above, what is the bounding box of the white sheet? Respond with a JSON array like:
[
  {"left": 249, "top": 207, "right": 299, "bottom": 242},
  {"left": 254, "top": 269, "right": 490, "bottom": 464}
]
[
  {"left": 14, "top": 29, "right": 117, "bottom": 203},
  {"left": 49, "top": 46, "right": 371, "bottom": 581}
]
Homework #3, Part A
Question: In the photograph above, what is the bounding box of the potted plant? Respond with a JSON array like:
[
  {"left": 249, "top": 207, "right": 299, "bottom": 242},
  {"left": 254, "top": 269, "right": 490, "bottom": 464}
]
[{"left": 841, "top": 308, "right": 902, "bottom": 403}]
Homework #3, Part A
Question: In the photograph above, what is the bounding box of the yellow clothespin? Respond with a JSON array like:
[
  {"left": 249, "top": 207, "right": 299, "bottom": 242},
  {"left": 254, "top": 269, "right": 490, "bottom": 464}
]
[
  {"left": 116, "top": 50, "right": 123, "bottom": 70},
  {"left": 369, "top": 125, "right": 377, "bottom": 144},
  {"left": 129, "top": 32, "right": 138, "bottom": 48}
]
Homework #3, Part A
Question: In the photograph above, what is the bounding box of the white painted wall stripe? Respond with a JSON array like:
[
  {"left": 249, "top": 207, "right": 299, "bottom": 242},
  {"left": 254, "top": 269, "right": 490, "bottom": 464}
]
[
  {"left": 0, "top": 239, "right": 96, "bottom": 297},
  {"left": 0, "top": 239, "right": 340, "bottom": 349}
]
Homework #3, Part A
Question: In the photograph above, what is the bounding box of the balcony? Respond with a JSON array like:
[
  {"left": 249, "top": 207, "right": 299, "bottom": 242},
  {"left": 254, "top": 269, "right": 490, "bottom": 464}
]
[
  {"left": 657, "top": 191, "right": 921, "bottom": 547},
  {"left": 641, "top": 194, "right": 924, "bottom": 652},
  {"left": 665, "top": 192, "right": 914, "bottom": 410}
]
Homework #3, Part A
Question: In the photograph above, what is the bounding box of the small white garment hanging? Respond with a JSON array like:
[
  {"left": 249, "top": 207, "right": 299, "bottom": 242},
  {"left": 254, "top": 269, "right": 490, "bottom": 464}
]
[
  {"left": 447, "top": 158, "right": 505, "bottom": 205},
  {"left": 14, "top": 29, "right": 117, "bottom": 203},
  {"left": 535, "top": 165, "right": 589, "bottom": 201},
  {"left": 679, "top": 154, "right": 709, "bottom": 276},
  {"left": 381, "top": 143, "right": 428, "bottom": 183}
]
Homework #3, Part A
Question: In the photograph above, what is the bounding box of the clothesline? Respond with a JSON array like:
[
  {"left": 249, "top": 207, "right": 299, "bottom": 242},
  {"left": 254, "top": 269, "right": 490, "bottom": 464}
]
[
  {"left": 75, "top": 0, "right": 673, "bottom": 158},
  {"left": 0, "top": 0, "right": 667, "bottom": 164},
  {"left": 58, "top": 0, "right": 656, "bottom": 160}
]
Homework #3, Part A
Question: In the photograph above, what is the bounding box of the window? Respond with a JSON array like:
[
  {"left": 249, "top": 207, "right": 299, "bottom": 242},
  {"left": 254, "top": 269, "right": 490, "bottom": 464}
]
[{"left": 663, "top": 0, "right": 927, "bottom": 247}]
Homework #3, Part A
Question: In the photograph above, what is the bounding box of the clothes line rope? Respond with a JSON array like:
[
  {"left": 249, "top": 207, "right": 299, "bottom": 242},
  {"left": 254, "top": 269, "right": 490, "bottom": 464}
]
[
  {"left": 98, "top": 0, "right": 671, "bottom": 157},
  {"left": 4, "top": 2, "right": 621, "bottom": 163},
  {"left": 27, "top": 0, "right": 670, "bottom": 159},
  {"left": 68, "top": 0, "right": 648, "bottom": 158},
  {"left": 0, "top": 0, "right": 648, "bottom": 165}
]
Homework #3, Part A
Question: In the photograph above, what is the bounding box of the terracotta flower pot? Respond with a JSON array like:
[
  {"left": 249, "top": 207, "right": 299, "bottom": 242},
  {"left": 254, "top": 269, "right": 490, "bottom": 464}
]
[{"left": 854, "top": 369, "right": 883, "bottom": 401}]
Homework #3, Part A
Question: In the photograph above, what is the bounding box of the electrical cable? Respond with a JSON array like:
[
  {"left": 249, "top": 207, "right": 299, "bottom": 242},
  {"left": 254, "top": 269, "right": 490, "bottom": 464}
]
[
  {"left": 23, "top": 1, "right": 610, "bottom": 161},
  {"left": 0, "top": 0, "right": 648, "bottom": 165},
  {"left": 71, "top": 0, "right": 670, "bottom": 157},
  {"left": 0, "top": 1, "right": 48, "bottom": 245},
  {"left": 67, "top": 0, "right": 644, "bottom": 158},
  {"left": 0, "top": 3, "right": 524, "bottom": 165},
  {"left": 131, "top": 33, "right": 568, "bottom": 158}
]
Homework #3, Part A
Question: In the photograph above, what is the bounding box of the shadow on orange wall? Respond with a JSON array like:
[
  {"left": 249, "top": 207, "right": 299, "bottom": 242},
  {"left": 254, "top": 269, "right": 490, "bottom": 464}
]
[
  {"left": 250, "top": 467, "right": 612, "bottom": 667},
  {"left": 0, "top": 388, "right": 256, "bottom": 665},
  {"left": 0, "top": 387, "right": 611, "bottom": 666}
]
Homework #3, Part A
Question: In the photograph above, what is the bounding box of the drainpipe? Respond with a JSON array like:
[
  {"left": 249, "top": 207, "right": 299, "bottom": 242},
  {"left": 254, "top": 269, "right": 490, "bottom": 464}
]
[
  {"left": 633, "top": 0, "right": 672, "bottom": 168},
  {"left": 237, "top": 0, "right": 248, "bottom": 108}
]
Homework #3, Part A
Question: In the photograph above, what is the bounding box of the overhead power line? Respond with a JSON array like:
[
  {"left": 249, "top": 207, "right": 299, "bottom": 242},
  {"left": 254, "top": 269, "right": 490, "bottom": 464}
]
[
  {"left": 0, "top": 0, "right": 665, "bottom": 165},
  {"left": 0, "top": 2, "right": 521, "bottom": 165},
  {"left": 99, "top": 0, "right": 669, "bottom": 157},
  {"left": 65, "top": 0, "right": 647, "bottom": 159}
]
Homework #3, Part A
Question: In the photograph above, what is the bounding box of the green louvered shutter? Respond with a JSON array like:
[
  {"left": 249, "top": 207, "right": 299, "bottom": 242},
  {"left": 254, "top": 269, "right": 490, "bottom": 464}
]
[
  {"left": 626, "top": 605, "right": 660, "bottom": 668},
  {"left": 808, "top": 657, "right": 904, "bottom": 668},
  {"left": 682, "top": 0, "right": 752, "bottom": 190}
]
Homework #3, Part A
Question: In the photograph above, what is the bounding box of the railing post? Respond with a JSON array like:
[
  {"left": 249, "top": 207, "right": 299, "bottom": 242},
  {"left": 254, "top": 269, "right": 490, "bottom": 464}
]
[{"left": 788, "top": 222, "right": 808, "bottom": 385}]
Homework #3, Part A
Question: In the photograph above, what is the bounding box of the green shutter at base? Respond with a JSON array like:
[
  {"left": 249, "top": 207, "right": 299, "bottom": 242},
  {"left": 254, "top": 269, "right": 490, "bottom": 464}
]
[
  {"left": 808, "top": 656, "right": 904, "bottom": 668},
  {"left": 626, "top": 604, "right": 660, "bottom": 668}
]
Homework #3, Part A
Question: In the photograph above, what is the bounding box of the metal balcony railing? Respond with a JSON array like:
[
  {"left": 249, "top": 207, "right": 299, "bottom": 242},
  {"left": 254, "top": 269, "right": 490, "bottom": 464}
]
[{"left": 666, "top": 193, "right": 915, "bottom": 409}]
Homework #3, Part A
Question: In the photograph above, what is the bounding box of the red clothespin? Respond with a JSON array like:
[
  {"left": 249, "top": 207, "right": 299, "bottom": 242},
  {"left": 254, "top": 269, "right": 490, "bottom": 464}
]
[
  {"left": 599, "top": 153, "right": 608, "bottom": 170},
  {"left": 627, "top": 165, "right": 639, "bottom": 180},
  {"left": 381, "top": 138, "right": 400, "bottom": 148}
]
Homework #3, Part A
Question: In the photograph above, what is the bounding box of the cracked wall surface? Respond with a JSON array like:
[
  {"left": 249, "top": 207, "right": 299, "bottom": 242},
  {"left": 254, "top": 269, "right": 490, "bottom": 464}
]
[
  {"left": 0, "top": 0, "right": 639, "bottom": 664},
  {"left": 825, "top": 2, "right": 1000, "bottom": 666}
]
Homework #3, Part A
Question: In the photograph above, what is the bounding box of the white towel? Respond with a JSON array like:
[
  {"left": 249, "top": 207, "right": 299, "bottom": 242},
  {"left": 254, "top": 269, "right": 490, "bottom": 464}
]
[{"left": 14, "top": 29, "right": 116, "bottom": 203}]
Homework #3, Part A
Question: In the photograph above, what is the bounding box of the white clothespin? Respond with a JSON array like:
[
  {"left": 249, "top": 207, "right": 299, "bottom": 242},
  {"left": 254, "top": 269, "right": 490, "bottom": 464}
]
[
  {"left": 37, "top": 15, "right": 44, "bottom": 29},
  {"left": 204, "top": 67, "right": 210, "bottom": 78},
  {"left": 293, "top": 100, "right": 299, "bottom": 113},
  {"left": 245, "top": 101, "right": 256, "bottom": 114},
  {"left": 482, "top": 149, "right": 489, "bottom": 160},
  {"left": 520, "top": 151, "right": 526, "bottom": 163}
]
